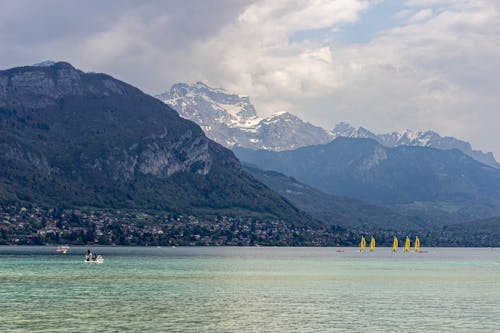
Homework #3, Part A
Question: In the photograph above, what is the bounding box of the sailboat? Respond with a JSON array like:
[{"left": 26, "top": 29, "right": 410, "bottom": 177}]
[
  {"left": 392, "top": 236, "right": 398, "bottom": 252},
  {"left": 369, "top": 236, "right": 375, "bottom": 252},
  {"left": 414, "top": 236, "right": 420, "bottom": 252},
  {"left": 404, "top": 236, "right": 410, "bottom": 252},
  {"left": 360, "top": 236, "right": 366, "bottom": 252}
]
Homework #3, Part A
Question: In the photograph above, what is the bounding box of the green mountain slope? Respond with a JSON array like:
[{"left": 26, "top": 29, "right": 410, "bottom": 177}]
[{"left": 0, "top": 62, "right": 310, "bottom": 224}]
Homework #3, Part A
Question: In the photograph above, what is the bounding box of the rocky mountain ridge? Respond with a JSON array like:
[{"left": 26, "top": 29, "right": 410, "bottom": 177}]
[
  {"left": 157, "top": 82, "right": 498, "bottom": 168},
  {"left": 332, "top": 122, "right": 499, "bottom": 168}
]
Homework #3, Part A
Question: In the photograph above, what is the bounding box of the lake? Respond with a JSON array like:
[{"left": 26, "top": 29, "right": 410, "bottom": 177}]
[{"left": 1, "top": 246, "right": 499, "bottom": 332}]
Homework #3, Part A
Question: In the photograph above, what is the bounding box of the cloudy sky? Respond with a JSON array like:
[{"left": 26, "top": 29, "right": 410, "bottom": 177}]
[{"left": 1, "top": 0, "right": 499, "bottom": 158}]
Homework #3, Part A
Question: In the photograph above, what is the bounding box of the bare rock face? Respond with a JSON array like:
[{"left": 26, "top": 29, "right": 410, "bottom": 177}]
[
  {"left": 136, "top": 134, "right": 212, "bottom": 178},
  {"left": 157, "top": 82, "right": 333, "bottom": 151},
  {"left": 359, "top": 146, "right": 388, "bottom": 171},
  {"left": 0, "top": 62, "right": 127, "bottom": 109},
  {"left": 0, "top": 62, "right": 223, "bottom": 182}
]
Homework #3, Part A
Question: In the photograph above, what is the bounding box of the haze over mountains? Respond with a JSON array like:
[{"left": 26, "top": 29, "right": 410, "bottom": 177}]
[
  {"left": 234, "top": 139, "right": 500, "bottom": 221},
  {"left": 243, "top": 164, "right": 423, "bottom": 231},
  {"left": 158, "top": 82, "right": 499, "bottom": 168}
]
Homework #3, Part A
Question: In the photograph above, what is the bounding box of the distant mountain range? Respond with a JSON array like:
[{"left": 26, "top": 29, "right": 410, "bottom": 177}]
[
  {"left": 234, "top": 138, "right": 500, "bottom": 222},
  {"left": 157, "top": 82, "right": 499, "bottom": 168},
  {"left": 332, "top": 122, "right": 499, "bottom": 168},
  {"left": 243, "top": 164, "right": 423, "bottom": 231},
  {"left": 0, "top": 62, "right": 310, "bottom": 223},
  {"left": 158, "top": 81, "right": 500, "bottom": 229}
]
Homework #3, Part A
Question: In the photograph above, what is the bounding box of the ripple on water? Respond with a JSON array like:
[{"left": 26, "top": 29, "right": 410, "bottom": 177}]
[{"left": 0, "top": 247, "right": 499, "bottom": 332}]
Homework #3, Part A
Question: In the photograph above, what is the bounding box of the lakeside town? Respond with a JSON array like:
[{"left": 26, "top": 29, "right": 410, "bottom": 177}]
[
  {"left": 1, "top": 205, "right": 492, "bottom": 247},
  {"left": 0, "top": 205, "right": 354, "bottom": 246}
]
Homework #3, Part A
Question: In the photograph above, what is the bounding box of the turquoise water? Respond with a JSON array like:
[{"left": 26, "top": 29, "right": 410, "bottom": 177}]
[{"left": 1, "top": 247, "right": 499, "bottom": 332}]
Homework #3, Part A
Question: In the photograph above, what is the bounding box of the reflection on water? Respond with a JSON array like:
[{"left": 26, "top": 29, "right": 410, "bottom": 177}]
[{"left": 1, "top": 247, "right": 499, "bottom": 332}]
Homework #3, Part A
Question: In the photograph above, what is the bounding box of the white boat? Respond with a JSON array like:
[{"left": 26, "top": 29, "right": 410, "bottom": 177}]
[{"left": 84, "top": 256, "right": 104, "bottom": 264}]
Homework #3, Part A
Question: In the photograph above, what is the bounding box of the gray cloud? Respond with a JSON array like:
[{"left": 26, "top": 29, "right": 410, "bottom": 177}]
[
  {"left": 0, "top": 0, "right": 499, "bottom": 158},
  {"left": 0, "top": 0, "right": 249, "bottom": 88}
]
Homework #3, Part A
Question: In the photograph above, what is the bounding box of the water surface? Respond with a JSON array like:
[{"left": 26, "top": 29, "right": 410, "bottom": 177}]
[{"left": 1, "top": 246, "right": 499, "bottom": 332}]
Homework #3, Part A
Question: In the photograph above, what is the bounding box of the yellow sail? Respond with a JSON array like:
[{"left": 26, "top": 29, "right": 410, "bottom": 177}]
[
  {"left": 404, "top": 236, "right": 410, "bottom": 252},
  {"left": 414, "top": 236, "right": 420, "bottom": 252},
  {"left": 360, "top": 236, "right": 366, "bottom": 252},
  {"left": 392, "top": 236, "right": 398, "bottom": 252},
  {"left": 369, "top": 236, "right": 375, "bottom": 252}
]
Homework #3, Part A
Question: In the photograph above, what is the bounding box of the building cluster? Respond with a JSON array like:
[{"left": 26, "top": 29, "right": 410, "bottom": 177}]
[{"left": 0, "top": 205, "right": 355, "bottom": 246}]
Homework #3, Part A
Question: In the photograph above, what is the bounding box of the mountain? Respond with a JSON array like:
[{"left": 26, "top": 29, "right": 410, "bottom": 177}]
[
  {"left": 330, "top": 122, "right": 378, "bottom": 141},
  {"left": 0, "top": 62, "right": 311, "bottom": 223},
  {"left": 245, "top": 164, "right": 500, "bottom": 245},
  {"left": 32, "top": 60, "right": 57, "bottom": 67},
  {"left": 243, "top": 164, "right": 423, "bottom": 231},
  {"left": 157, "top": 82, "right": 333, "bottom": 151},
  {"left": 157, "top": 82, "right": 498, "bottom": 167},
  {"left": 234, "top": 138, "right": 500, "bottom": 222},
  {"left": 332, "top": 122, "right": 499, "bottom": 168}
]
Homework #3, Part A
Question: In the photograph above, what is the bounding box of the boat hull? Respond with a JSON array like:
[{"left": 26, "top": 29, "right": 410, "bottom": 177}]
[{"left": 84, "top": 259, "right": 104, "bottom": 264}]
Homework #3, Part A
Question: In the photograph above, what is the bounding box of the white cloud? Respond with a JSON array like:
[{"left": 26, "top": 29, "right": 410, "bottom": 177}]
[
  {"left": 407, "top": 9, "right": 434, "bottom": 22},
  {"left": 182, "top": 0, "right": 373, "bottom": 112},
  {"left": 319, "top": 0, "right": 500, "bottom": 157},
  {"left": 179, "top": 0, "right": 500, "bottom": 159},
  {"left": 0, "top": 0, "right": 499, "bottom": 158}
]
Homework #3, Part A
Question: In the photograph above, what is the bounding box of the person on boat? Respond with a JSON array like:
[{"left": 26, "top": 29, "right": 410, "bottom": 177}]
[
  {"left": 92, "top": 253, "right": 97, "bottom": 261},
  {"left": 85, "top": 249, "right": 91, "bottom": 261}
]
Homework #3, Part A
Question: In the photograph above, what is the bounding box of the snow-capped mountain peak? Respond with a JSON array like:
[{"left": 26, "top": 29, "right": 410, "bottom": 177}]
[
  {"left": 262, "top": 111, "right": 300, "bottom": 124},
  {"left": 32, "top": 60, "right": 56, "bottom": 67},
  {"left": 333, "top": 123, "right": 499, "bottom": 168},
  {"left": 156, "top": 82, "right": 498, "bottom": 167},
  {"left": 156, "top": 82, "right": 333, "bottom": 151},
  {"left": 158, "top": 82, "right": 258, "bottom": 129},
  {"left": 331, "top": 122, "right": 377, "bottom": 140}
]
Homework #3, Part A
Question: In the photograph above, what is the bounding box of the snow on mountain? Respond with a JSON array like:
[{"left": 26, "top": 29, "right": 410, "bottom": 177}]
[
  {"left": 32, "top": 60, "right": 56, "bottom": 67},
  {"left": 157, "top": 82, "right": 499, "bottom": 168},
  {"left": 255, "top": 111, "right": 334, "bottom": 151},
  {"left": 157, "top": 83, "right": 333, "bottom": 151},
  {"left": 331, "top": 122, "right": 378, "bottom": 140},
  {"left": 157, "top": 82, "right": 259, "bottom": 127},
  {"left": 332, "top": 123, "right": 499, "bottom": 168}
]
